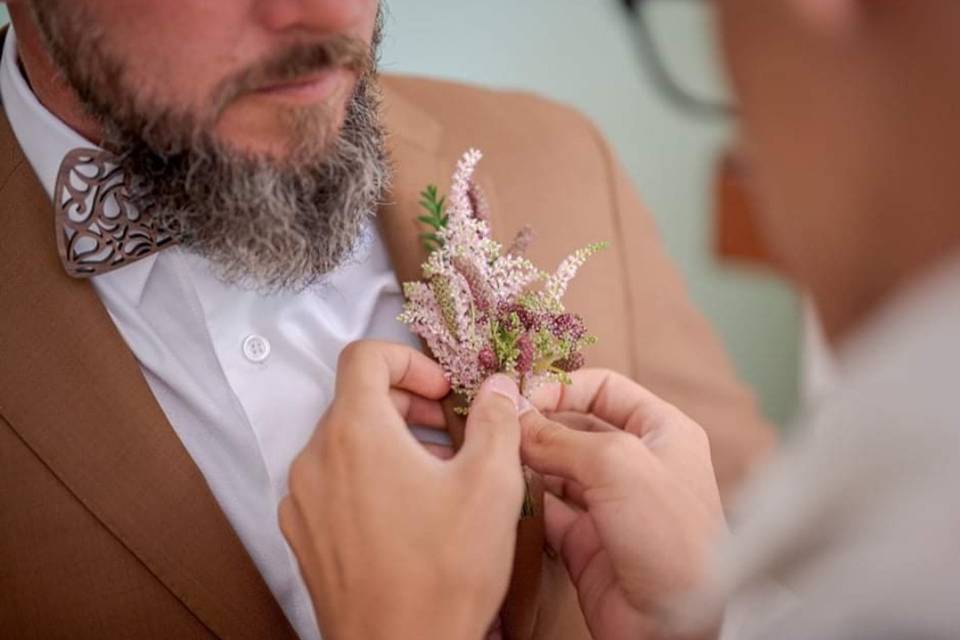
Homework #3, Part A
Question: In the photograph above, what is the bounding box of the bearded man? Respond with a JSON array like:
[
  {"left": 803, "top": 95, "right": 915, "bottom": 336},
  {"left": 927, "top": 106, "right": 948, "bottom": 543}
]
[{"left": 0, "top": 2, "right": 771, "bottom": 638}]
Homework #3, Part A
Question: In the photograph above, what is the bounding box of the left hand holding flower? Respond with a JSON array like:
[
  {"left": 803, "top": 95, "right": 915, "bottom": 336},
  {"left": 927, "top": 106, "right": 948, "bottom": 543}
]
[
  {"left": 279, "top": 340, "right": 526, "bottom": 640},
  {"left": 520, "top": 369, "right": 726, "bottom": 640}
]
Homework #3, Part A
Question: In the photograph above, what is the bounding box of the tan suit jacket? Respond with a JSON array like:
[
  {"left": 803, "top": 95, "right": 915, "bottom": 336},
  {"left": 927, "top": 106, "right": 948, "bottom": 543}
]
[{"left": 0, "top": 46, "right": 773, "bottom": 639}]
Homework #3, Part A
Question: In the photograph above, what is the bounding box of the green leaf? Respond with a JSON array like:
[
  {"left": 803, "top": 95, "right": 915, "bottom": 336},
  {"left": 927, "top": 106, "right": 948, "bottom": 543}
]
[
  {"left": 419, "top": 231, "right": 443, "bottom": 252},
  {"left": 417, "top": 183, "right": 450, "bottom": 252},
  {"left": 417, "top": 215, "right": 444, "bottom": 230}
]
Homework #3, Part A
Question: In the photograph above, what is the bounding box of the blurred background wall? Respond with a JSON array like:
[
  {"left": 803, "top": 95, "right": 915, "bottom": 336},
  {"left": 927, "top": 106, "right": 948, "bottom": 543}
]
[{"left": 0, "top": 1, "right": 801, "bottom": 425}]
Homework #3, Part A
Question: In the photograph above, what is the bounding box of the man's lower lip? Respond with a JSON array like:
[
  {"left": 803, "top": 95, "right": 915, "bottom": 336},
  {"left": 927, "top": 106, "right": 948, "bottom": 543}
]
[{"left": 255, "top": 68, "right": 349, "bottom": 102}]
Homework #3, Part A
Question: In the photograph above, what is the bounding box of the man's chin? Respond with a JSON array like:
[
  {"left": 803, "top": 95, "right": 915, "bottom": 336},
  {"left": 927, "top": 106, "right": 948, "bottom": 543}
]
[{"left": 212, "top": 105, "right": 342, "bottom": 163}]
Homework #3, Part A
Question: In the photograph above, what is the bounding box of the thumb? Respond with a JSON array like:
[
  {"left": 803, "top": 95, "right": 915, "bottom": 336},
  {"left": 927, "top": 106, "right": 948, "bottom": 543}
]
[{"left": 459, "top": 374, "right": 524, "bottom": 467}]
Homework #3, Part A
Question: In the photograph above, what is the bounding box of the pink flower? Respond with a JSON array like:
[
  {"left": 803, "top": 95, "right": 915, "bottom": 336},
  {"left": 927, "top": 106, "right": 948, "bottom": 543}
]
[{"left": 399, "top": 149, "right": 604, "bottom": 403}]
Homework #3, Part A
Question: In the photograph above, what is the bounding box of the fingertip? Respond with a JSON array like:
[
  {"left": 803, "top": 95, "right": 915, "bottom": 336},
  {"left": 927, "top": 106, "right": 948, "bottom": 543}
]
[
  {"left": 518, "top": 413, "right": 588, "bottom": 484},
  {"left": 459, "top": 376, "right": 526, "bottom": 469},
  {"left": 409, "top": 349, "right": 452, "bottom": 399},
  {"left": 519, "top": 408, "right": 547, "bottom": 443},
  {"left": 527, "top": 379, "right": 563, "bottom": 412},
  {"left": 479, "top": 373, "right": 520, "bottom": 409}
]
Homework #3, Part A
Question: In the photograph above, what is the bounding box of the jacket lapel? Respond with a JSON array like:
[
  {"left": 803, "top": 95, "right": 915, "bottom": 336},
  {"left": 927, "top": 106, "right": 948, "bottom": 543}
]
[
  {"left": 0, "top": 107, "right": 296, "bottom": 639},
  {"left": 377, "top": 81, "right": 445, "bottom": 285},
  {"left": 377, "top": 79, "right": 502, "bottom": 290}
]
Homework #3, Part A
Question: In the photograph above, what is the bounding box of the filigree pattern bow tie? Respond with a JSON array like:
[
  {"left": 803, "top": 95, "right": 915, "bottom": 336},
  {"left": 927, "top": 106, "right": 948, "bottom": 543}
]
[{"left": 54, "top": 148, "right": 175, "bottom": 278}]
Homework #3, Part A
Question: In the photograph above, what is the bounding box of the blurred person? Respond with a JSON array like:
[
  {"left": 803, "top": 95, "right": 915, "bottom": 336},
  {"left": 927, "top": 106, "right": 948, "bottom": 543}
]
[
  {"left": 281, "top": 0, "right": 960, "bottom": 638},
  {"left": 0, "top": 1, "right": 772, "bottom": 638}
]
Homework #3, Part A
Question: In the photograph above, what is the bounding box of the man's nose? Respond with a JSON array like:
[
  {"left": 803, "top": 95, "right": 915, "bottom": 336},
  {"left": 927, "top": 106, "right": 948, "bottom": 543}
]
[{"left": 254, "top": 0, "right": 369, "bottom": 36}]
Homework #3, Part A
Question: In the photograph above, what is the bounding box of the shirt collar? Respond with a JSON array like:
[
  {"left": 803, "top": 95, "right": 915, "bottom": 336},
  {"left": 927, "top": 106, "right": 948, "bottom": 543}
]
[{"left": 0, "top": 26, "right": 158, "bottom": 304}]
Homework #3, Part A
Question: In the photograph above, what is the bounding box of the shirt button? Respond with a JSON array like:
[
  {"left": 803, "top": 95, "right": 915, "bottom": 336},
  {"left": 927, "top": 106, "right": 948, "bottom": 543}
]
[{"left": 242, "top": 334, "right": 271, "bottom": 363}]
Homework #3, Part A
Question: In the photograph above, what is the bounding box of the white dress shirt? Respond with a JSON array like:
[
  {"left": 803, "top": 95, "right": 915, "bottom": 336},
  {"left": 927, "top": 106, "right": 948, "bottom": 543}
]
[
  {"left": 709, "top": 256, "right": 960, "bottom": 640},
  {"left": 1, "top": 28, "right": 424, "bottom": 640}
]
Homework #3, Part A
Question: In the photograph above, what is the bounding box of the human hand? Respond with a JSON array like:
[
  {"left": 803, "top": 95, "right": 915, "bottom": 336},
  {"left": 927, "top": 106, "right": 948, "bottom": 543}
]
[
  {"left": 521, "top": 369, "right": 726, "bottom": 640},
  {"left": 280, "top": 341, "right": 526, "bottom": 640}
]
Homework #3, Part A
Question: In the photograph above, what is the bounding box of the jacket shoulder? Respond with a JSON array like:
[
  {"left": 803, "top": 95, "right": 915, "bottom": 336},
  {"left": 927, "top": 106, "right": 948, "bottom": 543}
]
[{"left": 380, "top": 73, "right": 605, "bottom": 156}]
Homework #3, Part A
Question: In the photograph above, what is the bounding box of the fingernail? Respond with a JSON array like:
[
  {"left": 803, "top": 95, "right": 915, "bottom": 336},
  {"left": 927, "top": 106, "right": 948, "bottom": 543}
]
[
  {"left": 484, "top": 374, "right": 519, "bottom": 406},
  {"left": 518, "top": 396, "right": 534, "bottom": 416}
]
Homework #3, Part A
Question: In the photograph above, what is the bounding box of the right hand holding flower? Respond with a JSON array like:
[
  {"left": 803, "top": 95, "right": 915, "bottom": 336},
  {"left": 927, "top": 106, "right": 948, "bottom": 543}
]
[{"left": 279, "top": 342, "right": 525, "bottom": 640}]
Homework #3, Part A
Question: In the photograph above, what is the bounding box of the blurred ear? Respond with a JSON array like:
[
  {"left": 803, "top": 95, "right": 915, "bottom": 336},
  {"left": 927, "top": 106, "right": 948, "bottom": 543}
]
[{"left": 787, "top": 0, "right": 860, "bottom": 36}]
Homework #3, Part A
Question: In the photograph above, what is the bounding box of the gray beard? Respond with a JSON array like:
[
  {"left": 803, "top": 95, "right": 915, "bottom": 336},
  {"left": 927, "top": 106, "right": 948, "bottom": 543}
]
[
  {"left": 32, "top": 0, "right": 389, "bottom": 292},
  {"left": 120, "top": 78, "right": 389, "bottom": 293}
]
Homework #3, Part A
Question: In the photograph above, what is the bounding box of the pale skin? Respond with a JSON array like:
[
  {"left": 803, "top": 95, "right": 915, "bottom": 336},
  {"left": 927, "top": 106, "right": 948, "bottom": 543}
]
[{"left": 282, "top": 0, "right": 960, "bottom": 638}]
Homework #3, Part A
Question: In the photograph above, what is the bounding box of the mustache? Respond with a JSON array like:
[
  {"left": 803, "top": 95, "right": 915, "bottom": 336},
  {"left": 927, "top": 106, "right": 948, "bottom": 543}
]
[{"left": 213, "top": 36, "right": 373, "bottom": 113}]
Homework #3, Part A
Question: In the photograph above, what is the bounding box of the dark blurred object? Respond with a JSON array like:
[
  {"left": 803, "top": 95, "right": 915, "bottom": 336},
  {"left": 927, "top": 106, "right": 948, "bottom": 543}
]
[
  {"left": 621, "top": 0, "right": 734, "bottom": 118},
  {"left": 714, "top": 149, "right": 779, "bottom": 270}
]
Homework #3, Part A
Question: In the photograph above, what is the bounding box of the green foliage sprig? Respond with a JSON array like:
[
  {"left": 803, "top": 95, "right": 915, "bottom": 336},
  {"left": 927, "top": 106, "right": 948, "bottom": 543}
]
[{"left": 418, "top": 185, "right": 448, "bottom": 252}]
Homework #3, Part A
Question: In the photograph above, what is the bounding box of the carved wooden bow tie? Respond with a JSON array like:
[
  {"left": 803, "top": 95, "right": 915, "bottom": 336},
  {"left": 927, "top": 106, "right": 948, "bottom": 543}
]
[{"left": 54, "top": 148, "right": 175, "bottom": 278}]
